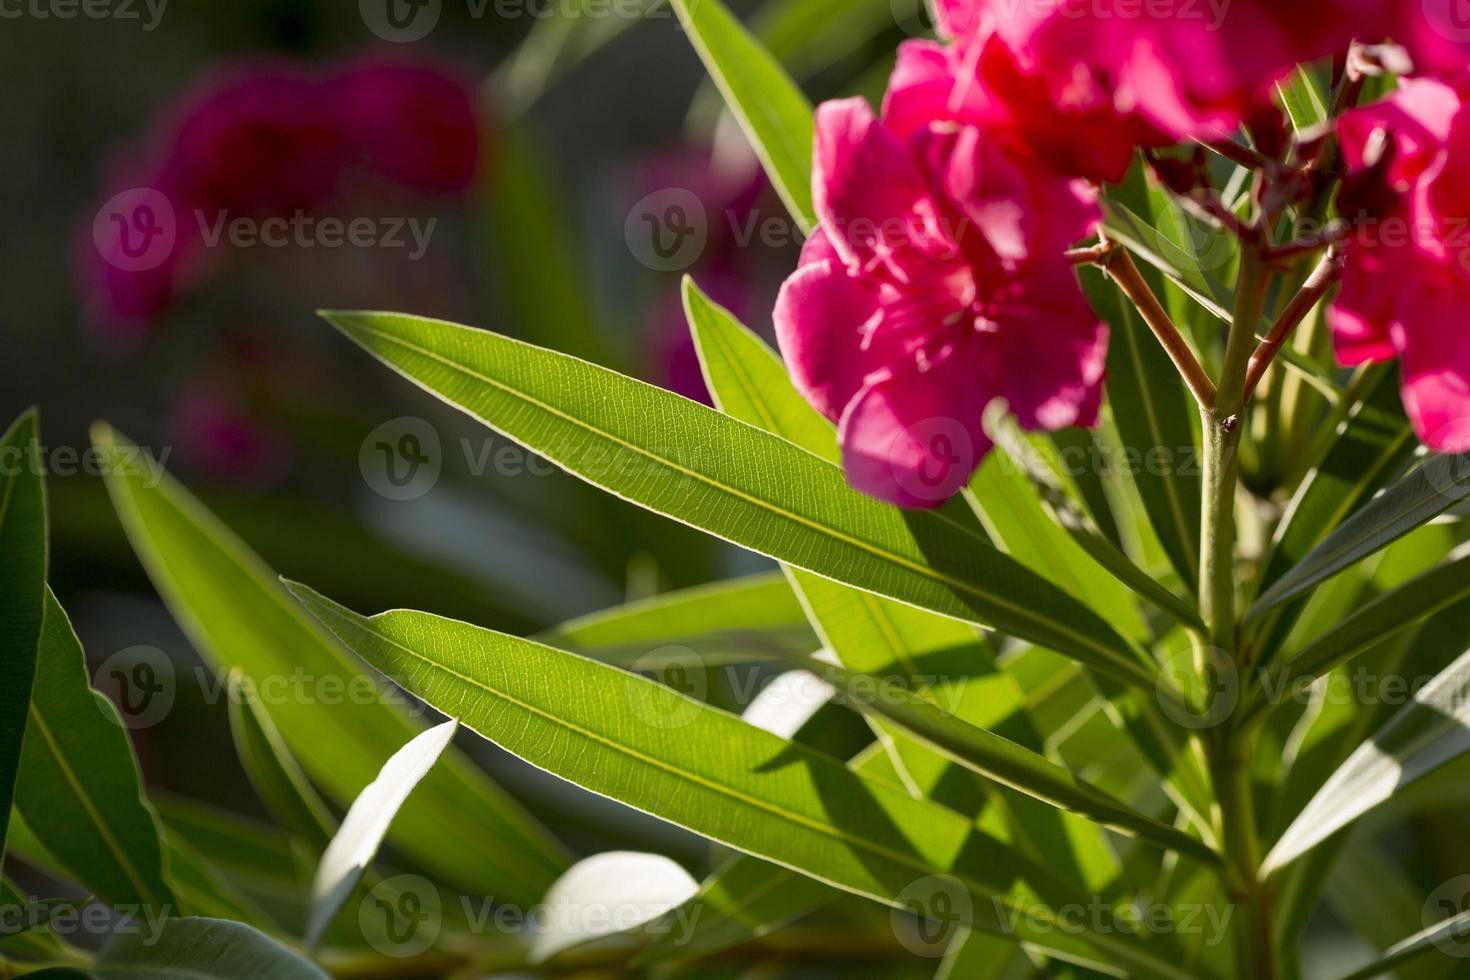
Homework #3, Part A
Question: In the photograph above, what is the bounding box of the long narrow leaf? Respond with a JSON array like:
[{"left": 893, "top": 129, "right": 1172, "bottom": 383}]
[
  {"left": 320, "top": 311, "right": 1170, "bottom": 700},
  {"left": 95, "top": 917, "right": 328, "bottom": 980},
  {"left": 227, "top": 674, "right": 336, "bottom": 854},
  {"left": 15, "top": 590, "right": 174, "bottom": 910},
  {"left": 0, "top": 410, "right": 46, "bottom": 864},
  {"left": 1252, "top": 451, "right": 1470, "bottom": 616},
  {"left": 538, "top": 572, "right": 813, "bottom": 666},
  {"left": 1259, "top": 551, "right": 1470, "bottom": 715},
  {"left": 92, "top": 424, "right": 568, "bottom": 904},
  {"left": 670, "top": 0, "right": 815, "bottom": 232},
  {"left": 287, "top": 582, "right": 1198, "bottom": 980},
  {"left": 1264, "top": 641, "right": 1470, "bottom": 876},
  {"left": 780, "top": 653, "right": 1218, "bottom": 865},
  {"left": 307, "top": 720, "right": 458, "bottom": 949}
]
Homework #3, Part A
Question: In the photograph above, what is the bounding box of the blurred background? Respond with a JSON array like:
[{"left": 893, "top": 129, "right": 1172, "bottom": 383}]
[{"left": 0, "top": 0, "right": 929, "bottom": 867}]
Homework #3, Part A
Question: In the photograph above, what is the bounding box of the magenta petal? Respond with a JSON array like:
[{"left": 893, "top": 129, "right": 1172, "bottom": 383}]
[
  {"left": 773, "top": 230, "right": 888, "bottom": 423},
  {"left": 1396, "top": 282, "right": 1470, "bottom": 452},
  {"left": 987, "top": 263, "right": 1109, "bottom": 432},
  {"left": 837, "top": 348, "right": 992, "bottom": 509},
  {"left": 812, "top": 97, "right": 948, "bottom": 273}
]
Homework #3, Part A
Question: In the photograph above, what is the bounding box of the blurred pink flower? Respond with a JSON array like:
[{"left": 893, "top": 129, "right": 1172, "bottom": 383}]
[
  {"left": 328, "top": 57, "right": 481, "bottom": 193},
  {"left": 774, "top": 97, "right": 1105, "bottom": 507},
  {"left": 1331, "top": 75, "right": 1470, "bottom": 451},
  {"left": 79, "top": 54, "right": 482, "bottom": 332},
  {"left": 165, "top": 63, "right": 347, "bottom": 217},
  {"left": 923, "top": 0, "right": 1374, "bottom": 182}
]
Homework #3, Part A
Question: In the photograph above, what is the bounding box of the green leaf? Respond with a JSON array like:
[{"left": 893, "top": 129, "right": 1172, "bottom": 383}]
[
  {"left": 91, "top": 424, "right": 568, "bottom": 905},
  {"left": 634, "top": 855, "right": 832, "bottom": 966},
  {"left": 1251, "top": 451, "right": 1470, "bottom": 617},
  {"left": 538, "top": 572, "right": 814, "bottom": 667},
  {"left": 780, "top": 652, "right": 1217, "bottom": 865},
  {"left": 1100, "top": 198, "right": 1234, "bottom": 323},
  {"left": 1277, "top": 65, "right": 1331, "bottom": 133},
  {"left": 14, "top": 589, "right": 174, "bottom": 910},
  {"left": 286, "top": 582, "right": 1197, "bottom": 980},
  {"left": 671, "top": 0, "right": 815, "bottom": 233},
  {"left": 529, "top": 852, "right": 699, "bottom": 963},
  {"left": 1258, "top": 551, "right": 1470, "bottom": 718},
  {"left": 94, "top": 917, "right": 328, "bottom": 980},
  {"left": 227, "top": 673, "right": 336, "bottom": 854},
  {"left": 306, "top": 719, "right": 458, "bottom": 950},
  {"left": 1248, "top": 370, "right": 1415, "bottom": 661},
  {"left": 1084, "top": 267, "right": 1202, "bottom": 590},
  {"left": 1263, "top": 638, "right": 1470, "bottom": 876},
  {"left": 0, "top": 409, "right": 47, "bottom": 864},
  {"left": 1333, "top": 909, "right": 1470, "bottom": 980},
  {"left": 684, "top": 278, "right": 838, "bottom": 462},
  {"left": 320, "top": 311, "right": 1168, "bottom": 699},
  {"left": 0, "top": 877, "right": 73, "bottom": 962}
]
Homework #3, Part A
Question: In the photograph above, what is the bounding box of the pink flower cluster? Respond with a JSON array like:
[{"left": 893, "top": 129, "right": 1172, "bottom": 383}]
[
  {"left": 82, "top": 55, "right": 481, "bottom": 333},
  {"left": 1332, "top": 75, "right": 1470, "bottom": 451},
  {"left": 775, "top": 0, "right": 1470, "bottom": 506}
]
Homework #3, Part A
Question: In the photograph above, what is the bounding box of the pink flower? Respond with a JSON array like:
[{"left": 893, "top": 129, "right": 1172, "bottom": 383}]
[
  {"left": 1330, "top": 75, "right": 1470, "bottom": 451},
  {"left": 165, "top": 64, "right": 348, "bottom": 217},
  {"left": 328, "top": 57, "right": 481, "bottom": 194},
  {"left": 1393, "top": 2, "right": 1470, "bottom": 78},
  {"left": 774, "top": 97, "right": 1105, "bottom": 508},
  {"left": 917, "top": 0, "right": 1371, "bottom": 182}
]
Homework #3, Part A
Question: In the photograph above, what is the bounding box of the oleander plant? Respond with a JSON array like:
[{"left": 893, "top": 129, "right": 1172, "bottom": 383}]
[{"left": 12, "top": 1, "right": 1470, "bottom": 978}]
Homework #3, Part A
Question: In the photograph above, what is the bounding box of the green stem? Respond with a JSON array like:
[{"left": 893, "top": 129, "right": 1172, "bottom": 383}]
[{"left": 1199, "top": 245, "right": 1279, "bottom": 978}]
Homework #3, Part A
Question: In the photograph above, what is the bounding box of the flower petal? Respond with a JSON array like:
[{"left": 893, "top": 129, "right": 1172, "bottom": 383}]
[{"left": 837, "top": 345, "right": 992, "bottom": 509}]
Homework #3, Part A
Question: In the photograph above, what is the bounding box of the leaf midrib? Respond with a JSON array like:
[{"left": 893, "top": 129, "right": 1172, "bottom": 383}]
[
  {"left": 26, "top": 706, "right": 164, "bottom": 908},
  {"left": 344, "top": 321, "right": 1139, "bottom": 681}
]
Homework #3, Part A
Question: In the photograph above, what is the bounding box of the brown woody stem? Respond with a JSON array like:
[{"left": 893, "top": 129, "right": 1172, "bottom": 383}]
[{"left": 1102, "top": 248, "right": 1219, "bottom": 409}]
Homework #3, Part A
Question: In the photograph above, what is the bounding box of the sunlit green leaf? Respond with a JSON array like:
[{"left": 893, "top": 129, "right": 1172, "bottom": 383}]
[
  {"left": 92, "top": 424, "right": 568, "bottom": 905},
  {"left": 1252, "top": 451, "right": 1470, "bottom": 617},
  {"left": 306, "top": 720, "right": 458, "bottom": 949},
  {"left": 15, "top": 589, "right": 174, "bottom": 911},
  {"left": 321, "top": 311, "right": 1169, "bottom": 699},
  {"left": 671, "top": 0, "right": 815, "bottom": 232},
  {"left": 287, "top": 582, "right": 1197, "bottom": 980}
]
